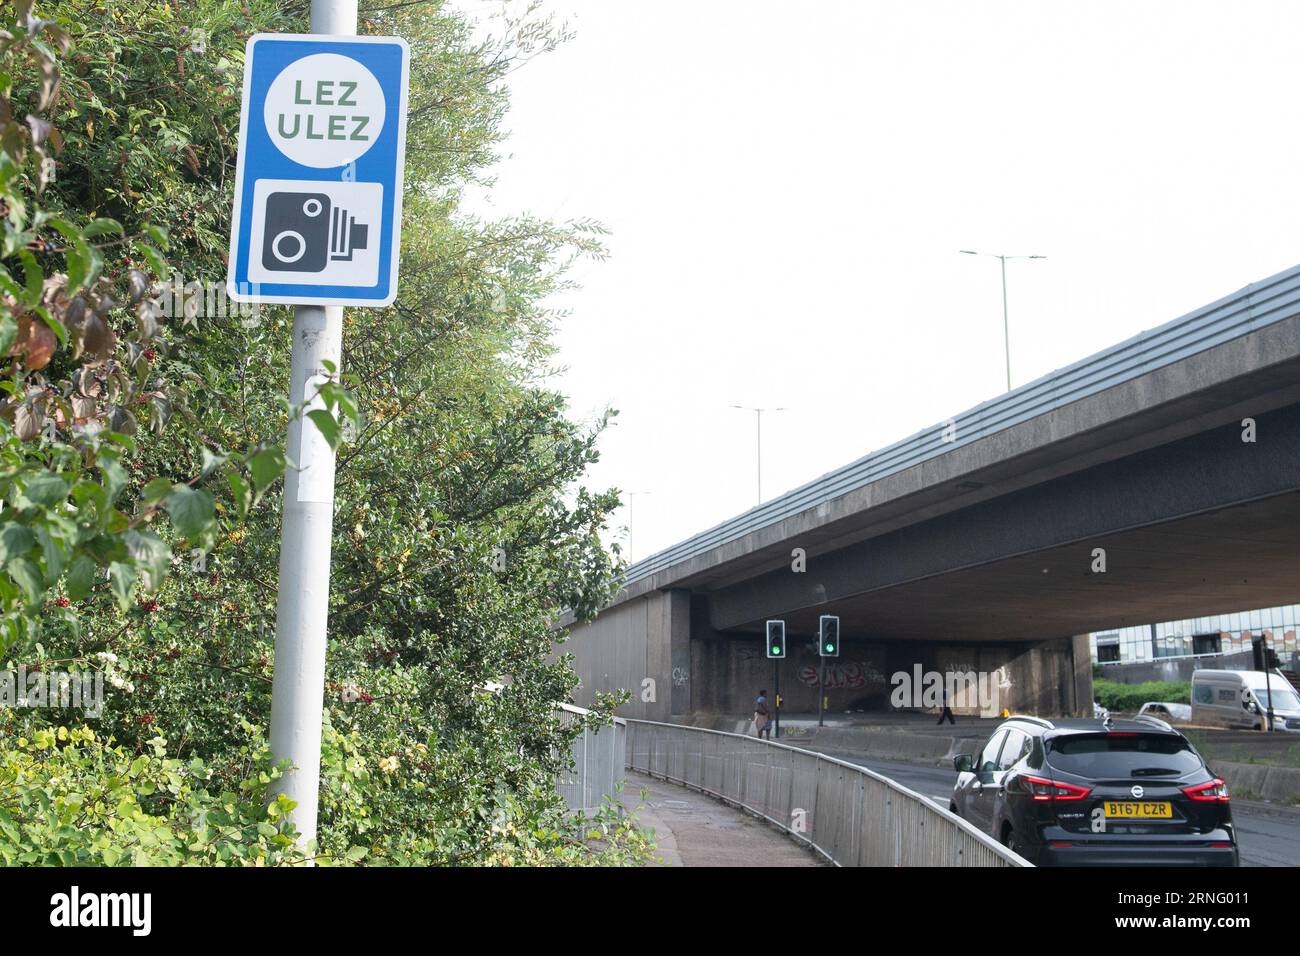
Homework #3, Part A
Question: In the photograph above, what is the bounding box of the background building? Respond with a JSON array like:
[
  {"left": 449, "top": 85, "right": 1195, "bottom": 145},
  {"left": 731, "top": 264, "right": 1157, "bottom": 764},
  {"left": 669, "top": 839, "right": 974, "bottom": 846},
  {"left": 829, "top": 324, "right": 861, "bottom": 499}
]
[{"left": 1091, "top": 605, "right": 1300, "bottom": 683}]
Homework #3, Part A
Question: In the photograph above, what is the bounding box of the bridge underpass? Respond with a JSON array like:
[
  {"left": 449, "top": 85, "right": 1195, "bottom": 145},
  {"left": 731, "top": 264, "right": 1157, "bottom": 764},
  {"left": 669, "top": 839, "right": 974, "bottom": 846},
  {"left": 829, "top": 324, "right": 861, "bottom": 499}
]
[{"left": 558, "top": 264, "right": 1300, "bottom": 722}]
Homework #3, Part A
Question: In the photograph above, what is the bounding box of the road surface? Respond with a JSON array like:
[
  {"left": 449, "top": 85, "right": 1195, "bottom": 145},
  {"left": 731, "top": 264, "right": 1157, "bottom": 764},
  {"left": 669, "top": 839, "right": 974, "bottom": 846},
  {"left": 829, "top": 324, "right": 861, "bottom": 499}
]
[{"left": 818, "top": 751, "right": 1300, "bottom": 867}]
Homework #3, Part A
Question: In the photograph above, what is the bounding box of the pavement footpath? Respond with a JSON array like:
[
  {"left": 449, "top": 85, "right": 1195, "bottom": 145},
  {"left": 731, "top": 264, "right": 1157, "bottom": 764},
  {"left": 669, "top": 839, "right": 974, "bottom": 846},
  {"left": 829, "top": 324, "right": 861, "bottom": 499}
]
[{"left": 620, "top": 770, "right": 824, "bottom": 867}]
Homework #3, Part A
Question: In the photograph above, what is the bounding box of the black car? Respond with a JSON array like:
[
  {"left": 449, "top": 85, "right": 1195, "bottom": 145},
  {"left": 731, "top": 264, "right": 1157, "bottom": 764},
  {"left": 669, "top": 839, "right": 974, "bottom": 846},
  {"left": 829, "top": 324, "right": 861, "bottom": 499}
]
[{"left": 950, "top": 715, "right": 1238, "bottom": 866}]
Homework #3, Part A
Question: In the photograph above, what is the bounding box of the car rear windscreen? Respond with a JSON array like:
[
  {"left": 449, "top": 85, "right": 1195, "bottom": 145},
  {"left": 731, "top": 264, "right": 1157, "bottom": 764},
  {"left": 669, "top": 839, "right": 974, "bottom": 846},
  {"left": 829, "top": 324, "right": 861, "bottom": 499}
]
[{"left": 1045, "top": 734, "right": 1203, "bottom": 777}]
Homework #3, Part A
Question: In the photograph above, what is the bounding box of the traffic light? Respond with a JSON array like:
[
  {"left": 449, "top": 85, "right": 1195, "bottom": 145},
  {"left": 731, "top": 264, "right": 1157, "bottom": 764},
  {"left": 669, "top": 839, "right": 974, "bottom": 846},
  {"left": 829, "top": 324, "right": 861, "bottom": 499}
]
[
  {"left": 819, "top": 615, "right": 840, "bottom": 657},
  {"left": 1251, "top": 636, "right": 1280, "bottom": 672},
  {"left": 766, "top": 620, "right": 786, "bottom": 658}
]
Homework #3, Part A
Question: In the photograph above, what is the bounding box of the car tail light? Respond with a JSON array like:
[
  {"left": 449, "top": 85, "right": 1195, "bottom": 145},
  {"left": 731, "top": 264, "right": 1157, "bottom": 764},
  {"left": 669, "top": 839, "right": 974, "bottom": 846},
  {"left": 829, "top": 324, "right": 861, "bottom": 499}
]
[
  {"left": 1022, "top": 774, "right": 1092, "bottom": 802},
  {"left": 1183, "top": 778, "right": 1230, "bottom": 802},
  {"left": 1209, "top": 842, "right": 1234, "bottom": 849}
]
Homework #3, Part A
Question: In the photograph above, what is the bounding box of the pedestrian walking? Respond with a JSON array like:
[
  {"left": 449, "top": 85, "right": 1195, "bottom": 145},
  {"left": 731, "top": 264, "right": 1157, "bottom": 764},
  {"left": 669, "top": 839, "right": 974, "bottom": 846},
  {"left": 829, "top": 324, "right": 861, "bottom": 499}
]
[
  {"left": 937, "top": 683, "right": 956, "bottom": 725},
  {"left": 754, "top": 689, "right": 772, "bottom": 739}
]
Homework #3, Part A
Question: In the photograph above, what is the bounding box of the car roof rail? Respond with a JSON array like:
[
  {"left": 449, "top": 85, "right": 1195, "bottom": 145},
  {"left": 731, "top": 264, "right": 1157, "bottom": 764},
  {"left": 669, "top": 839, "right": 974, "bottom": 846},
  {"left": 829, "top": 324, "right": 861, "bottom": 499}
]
[
  {"left": 1006, "top": 714, "right": 1054, "bottom": 729},
  {"left": 1133, "top": 714, "right": 1174, "bottom": 732}
]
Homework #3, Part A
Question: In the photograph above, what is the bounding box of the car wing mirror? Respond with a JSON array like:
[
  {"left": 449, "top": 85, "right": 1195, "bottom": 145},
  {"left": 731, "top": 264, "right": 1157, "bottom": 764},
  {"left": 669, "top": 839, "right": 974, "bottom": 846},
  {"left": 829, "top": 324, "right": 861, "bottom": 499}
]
[{"left": 953, "top": 754, "right": 973, "bottom": 773}]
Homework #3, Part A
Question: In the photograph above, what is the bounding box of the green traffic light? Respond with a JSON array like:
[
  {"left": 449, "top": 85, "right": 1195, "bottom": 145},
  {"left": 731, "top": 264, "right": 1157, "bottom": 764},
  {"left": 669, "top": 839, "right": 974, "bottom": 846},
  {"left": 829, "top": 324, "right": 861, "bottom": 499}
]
[
  {"left": 771, "top": 645, "right": 780, "bottom": 654},
  {"left": 825, "top": 643, "right": 835, "bottom": 652}
]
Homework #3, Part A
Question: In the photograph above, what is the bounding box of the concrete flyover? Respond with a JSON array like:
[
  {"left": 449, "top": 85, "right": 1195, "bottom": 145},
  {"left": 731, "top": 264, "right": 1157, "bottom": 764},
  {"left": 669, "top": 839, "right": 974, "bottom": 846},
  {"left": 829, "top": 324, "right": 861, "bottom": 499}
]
[{"left": 558, "top": 264, "right": 1300, "bottom": 722}]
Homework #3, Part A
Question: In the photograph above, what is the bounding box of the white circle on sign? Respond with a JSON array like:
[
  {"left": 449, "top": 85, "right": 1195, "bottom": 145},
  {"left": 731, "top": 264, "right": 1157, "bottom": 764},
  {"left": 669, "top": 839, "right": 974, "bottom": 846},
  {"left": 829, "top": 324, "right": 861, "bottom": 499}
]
[
  {"left": 272, "top": 230, "right": 307, "bottom": 264},
  {"left": 263, "top": 53, "right": 385, "bottom": 168}
]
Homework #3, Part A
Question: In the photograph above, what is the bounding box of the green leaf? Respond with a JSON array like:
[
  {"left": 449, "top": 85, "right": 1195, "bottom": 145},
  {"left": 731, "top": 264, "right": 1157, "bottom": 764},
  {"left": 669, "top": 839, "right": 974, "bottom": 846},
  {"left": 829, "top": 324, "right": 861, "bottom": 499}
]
[
  {"left": 65, "top": 554, "right": 96, "bottom": 602},
  {"left": 142, "top": 477, "right": 172, "bottom": 505},
  {"left": 99, "top": 459, "right": 127, "bottom": 506},
  {"left": 306, "top": 409, "right": 340, "bottom": 451},
  {"left": 33, "top": 307, "right": 67, "bottom": 347},
  {"left": 200, "top": 449, "right": 227, "bottom": 478},
  {"left": 24, "top": 472, "right": 69, "bottom": 508},
  {"left": 248, "top": 446, "right": 286, "bottom": 495},
  {"left": 33, "top": 525, "right": 64, "bottom": 580},
  {"left": 50, "top": 217, "right": 104, "bottom": 294},
  {"left": 0, "top": 263, "right": 16, "bottom": 299},
  {"left": 17, "top": 249, "right": 42, "bottom": 307},
  {"left": 108, "top": 561, "right": 136, "bottom": 609},
  {"left": 163, "top": 485, "right": 214, "bottom": 539},
  {"left": 123, "top": 530, "right": 169, "bottom": 593},
  {"left": 137, "top": 244, "right": 170, "bottom": 280},
  {"left": 7, "top": 557, "right": 45, "bottom": 602},
  {"left": 82, "top": 217, "right": 123, "bottom": 239},
  {"left": 0, "top": 523, "right": 35, "bottom": 563},
  {"left": 227, "top": 471, "right": 249, "bottom": 519},
  {"left": 141, "top": 223, "right": 170, "bottom": 251}
]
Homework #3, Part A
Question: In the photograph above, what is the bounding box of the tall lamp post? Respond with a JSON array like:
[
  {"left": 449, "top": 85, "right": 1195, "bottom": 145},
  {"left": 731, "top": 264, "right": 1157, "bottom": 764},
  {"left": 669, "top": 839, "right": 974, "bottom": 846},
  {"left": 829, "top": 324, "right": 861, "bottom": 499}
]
[
  {"left": 959, "top": 250, "right": 1046, "bottom": 391},
  {"left": 626, "top": 491, "right": 652, "bottom": 564},
  {"left": 729, "top": 405, "right": 785, "bottom": 506}
]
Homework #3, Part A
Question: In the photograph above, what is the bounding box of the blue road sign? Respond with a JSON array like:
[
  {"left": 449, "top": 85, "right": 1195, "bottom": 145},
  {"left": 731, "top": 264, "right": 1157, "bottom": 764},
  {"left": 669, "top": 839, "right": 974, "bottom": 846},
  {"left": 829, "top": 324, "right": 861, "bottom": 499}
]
[{"left": 227, "top": 34, "right": 409, "bottom": 307}]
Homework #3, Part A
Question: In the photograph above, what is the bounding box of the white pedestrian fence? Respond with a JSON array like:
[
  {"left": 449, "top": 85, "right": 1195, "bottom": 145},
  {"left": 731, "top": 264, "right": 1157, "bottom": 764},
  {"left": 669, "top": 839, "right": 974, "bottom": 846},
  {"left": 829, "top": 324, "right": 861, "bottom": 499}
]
[
  {"left": 556, "top": 703, "right": 627, "bottom": 814},
  {"left": 625, "top": 719, "right": 1029, "bottom": 867}
]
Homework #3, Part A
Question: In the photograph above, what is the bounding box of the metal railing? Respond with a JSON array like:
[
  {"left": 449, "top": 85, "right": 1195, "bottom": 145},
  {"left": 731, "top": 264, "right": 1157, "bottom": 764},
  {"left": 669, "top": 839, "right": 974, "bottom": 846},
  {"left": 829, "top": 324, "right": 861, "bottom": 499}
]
[
  {"left": 556, "top": 703, "right": 627, "bottom": 814},
  {"left": 626, "top": 719, "right": 1029, "bottom": 867}
]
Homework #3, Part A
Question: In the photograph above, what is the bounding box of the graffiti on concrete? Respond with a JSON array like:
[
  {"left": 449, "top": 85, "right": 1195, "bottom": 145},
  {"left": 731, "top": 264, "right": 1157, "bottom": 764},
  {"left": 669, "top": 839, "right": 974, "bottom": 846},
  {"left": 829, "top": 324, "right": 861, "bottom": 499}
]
[{"left": 797, "top": 661, "right": 885, "bottom": 689}]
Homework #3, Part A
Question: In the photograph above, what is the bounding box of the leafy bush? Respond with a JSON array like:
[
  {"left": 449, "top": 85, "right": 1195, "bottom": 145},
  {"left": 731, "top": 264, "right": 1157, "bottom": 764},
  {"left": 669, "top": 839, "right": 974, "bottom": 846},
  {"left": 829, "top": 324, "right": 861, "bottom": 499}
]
[
  {"left": 0, "top": 0, "right": 647, "bottom": 867},
  {"left": 0, "top": 723, "right": 306, "bottom": 866},
  {"left": 1094, "top": 678, "right": 1190, "bottom": 713}
]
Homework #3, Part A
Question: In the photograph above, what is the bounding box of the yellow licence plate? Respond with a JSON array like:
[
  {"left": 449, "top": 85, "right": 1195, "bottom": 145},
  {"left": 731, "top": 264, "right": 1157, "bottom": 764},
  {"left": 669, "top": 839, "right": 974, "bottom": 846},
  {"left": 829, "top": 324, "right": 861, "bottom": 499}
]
[{"left": 1104, "top": 801, "right": 1172, "bottom": 818}]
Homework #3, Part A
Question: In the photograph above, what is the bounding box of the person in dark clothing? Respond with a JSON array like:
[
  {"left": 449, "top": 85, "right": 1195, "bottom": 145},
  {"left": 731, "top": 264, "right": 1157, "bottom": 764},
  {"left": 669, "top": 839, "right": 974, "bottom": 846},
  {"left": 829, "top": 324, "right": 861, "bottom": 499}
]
[
  {"left": 754, "top": 689, "right": 772, "bottom": 739},
  {"left": 937, "top": 683, "right": 956, "bottom": 725}
]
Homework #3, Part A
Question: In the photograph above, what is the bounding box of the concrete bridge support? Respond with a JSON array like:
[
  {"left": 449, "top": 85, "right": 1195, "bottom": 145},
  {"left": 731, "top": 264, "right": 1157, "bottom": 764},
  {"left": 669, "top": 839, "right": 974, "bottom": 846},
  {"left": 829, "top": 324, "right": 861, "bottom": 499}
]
[
  {"left": 561, "top": 594, "right": 1091, "bottom": 720},
  {"left": 557, "top": 588, "right": 690, "bottom": 721}
]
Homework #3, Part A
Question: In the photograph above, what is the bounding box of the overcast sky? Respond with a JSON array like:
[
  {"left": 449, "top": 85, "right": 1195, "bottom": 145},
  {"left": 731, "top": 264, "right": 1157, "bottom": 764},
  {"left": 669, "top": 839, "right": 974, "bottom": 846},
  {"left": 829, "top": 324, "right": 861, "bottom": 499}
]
[{"left": 460, "top": 0, "right": 1300, "bottom": 563}]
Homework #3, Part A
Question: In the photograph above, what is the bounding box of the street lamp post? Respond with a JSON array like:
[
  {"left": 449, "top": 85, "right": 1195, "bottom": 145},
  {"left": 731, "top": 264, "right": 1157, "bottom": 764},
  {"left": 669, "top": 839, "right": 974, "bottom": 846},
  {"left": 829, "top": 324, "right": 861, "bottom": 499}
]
[
  {"left": 959, "top": 250, "right": 1046, "bottom": 391},
  {"left": 729, "top": 405, "right": 785, "bottom": 506},
  {"left": 626, "top": 491, "right": 651, "bottom": 564}
]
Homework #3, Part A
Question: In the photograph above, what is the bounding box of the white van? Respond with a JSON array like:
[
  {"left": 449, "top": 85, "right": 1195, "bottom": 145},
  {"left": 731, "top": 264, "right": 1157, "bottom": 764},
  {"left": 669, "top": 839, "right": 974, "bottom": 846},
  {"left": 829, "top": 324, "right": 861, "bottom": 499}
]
[{"left": 1191, "top": 669, "right": 1300, "bottom": 731}]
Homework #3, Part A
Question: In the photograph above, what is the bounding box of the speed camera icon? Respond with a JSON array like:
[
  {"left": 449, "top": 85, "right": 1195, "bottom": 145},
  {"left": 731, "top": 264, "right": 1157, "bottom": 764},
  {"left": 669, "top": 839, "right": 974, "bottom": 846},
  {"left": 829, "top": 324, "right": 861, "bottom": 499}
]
[
  {"left": 262, "top": 191, "right": 368, "bottom": 273},
  {"left": 248, "top": 179, "right": 383, "bottom": 288}
]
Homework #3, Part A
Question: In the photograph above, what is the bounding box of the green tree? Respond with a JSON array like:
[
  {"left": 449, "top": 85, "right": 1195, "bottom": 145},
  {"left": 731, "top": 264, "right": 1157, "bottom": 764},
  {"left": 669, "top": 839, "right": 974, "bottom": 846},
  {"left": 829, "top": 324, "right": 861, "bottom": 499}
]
[{"left": 1, "top": 0, "right": 639, "bottom": 866}]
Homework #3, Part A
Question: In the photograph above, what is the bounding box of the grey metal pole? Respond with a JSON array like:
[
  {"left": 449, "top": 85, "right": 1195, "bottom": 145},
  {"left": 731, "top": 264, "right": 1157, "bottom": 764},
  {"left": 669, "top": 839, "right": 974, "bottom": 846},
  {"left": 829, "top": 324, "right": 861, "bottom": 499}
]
[
  {"left": 626, "top": 491, "right": 650, "bottom": 564},
  {"left": 267, "top": 0, "right": 358, "bottom": 856},
  {"left": 729, "top": 405, "right": 784, "bottom": 507},
  {"left": 1000, "top": 255, "right": 1011, "bottom": 391},
  {"left": 958, "top": 251, "right": 1043, "bottom": 393},
  {"left": 773, "top": 658, "right": 780, "bottom": 739},
  {"left": 1264, "top": 641, "right": 1275, "bottom": 732},
  {"left": 817, "top": 660, "right": 825, "bottom": 728}
]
